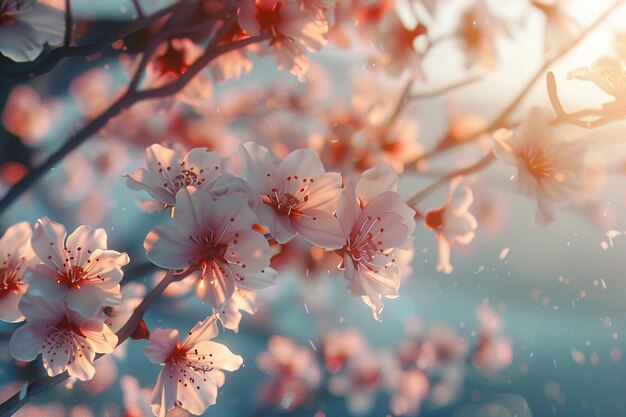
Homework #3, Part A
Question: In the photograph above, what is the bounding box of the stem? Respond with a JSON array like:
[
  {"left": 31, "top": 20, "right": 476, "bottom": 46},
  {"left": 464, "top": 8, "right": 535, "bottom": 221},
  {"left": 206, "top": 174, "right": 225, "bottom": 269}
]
[
  {"left": 0, "top": 269, "right": 178, "bottom": 417},
  {"left": 131, "top": 0, "right": 145, "bottom": 18},
  {"left": 405, "top": 152, "right": 495, "bottom": 207},
  {"left": 408, "top": 73, "right": 483, "bottom": 100},
  {"left": 0, "top": 34, "right": 265, "bottom": 217},
  {"left": 63, "top": 0, "right": 73, "bottom": 48},
  {"left": 405, "top": 0, "right": 625, "bottom": 166}
]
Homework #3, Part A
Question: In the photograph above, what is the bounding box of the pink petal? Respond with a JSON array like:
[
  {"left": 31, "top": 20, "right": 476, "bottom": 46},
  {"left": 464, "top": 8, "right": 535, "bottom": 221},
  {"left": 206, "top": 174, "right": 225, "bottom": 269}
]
[
  {"left": 356, "top": 164, "right": 398, "bottom": 204},
  {"left": 291, "top": 209, "right": 344, "bottom": 249},
  {"left": 31, "top": 216, "right": 67, "bottom": 273},
  {"left": 144, "top": 224, "right": 199, "bottom": 270},
  {"left": 192, "top": 341, "right": 243, "bottom": 372},
  {"left": 144, "top": 328, "right": 179, "bottom": 364},
  {"left": 239, "top": 142, "right": 276, "bottom": 195},
  {"left": 66, "top": 225, "right": 107, "bottom": 267},
  {"left": 9, "top": 321, "right": 47, "bottom": 361},
  {"left": 66, "top": 284, "right": 110, "bottom": 318},
  {"left": 181, "top": 315, "right": 219, "bottom": 350}
]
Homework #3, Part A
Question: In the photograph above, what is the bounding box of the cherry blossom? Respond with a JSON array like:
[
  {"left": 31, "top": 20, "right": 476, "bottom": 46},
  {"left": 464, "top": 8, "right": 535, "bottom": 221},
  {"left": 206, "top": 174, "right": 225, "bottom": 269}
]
[
  {"left": 424, "top": 177, "right": 477, "bottom": 274},
  {"left": 124, "top": 144, "right": 227, "bottom": 210},
  {"left": 9, "top": 292, "right": 117, "bottom": 380},
  {"left": 27, "top": 217, "right": 130, "bottom": 319},
  {"left": 256, "top": 335, "right": 321, "bottom": 411},
  {"left": 568, "top": 56, "right": 626, "bottom": 115},
  {"left": 237, "top": 0, "right": 332, "bottom": 80},
  {"left": 336, "top": 164, "right": 416, "bottom": 321},
  {"left": 240, "top": 142, "right": 344, "bottom": 248},
  {"left": 144, "top": 315, "right": 243, "bottom": 417},
  {"left": 213, "top": 287, "right": 257, "bottom": 333},
  {"left": 0, "top": 0, "right": 65, "bottom": 62},
  {"left": 532, "top": 0, "right": 580, "bottom": 54},
  {"left": 323, "top": 327, "right": 367, "bottom": 373},
  {"left": 493, "top": 107, "right": 587, "bottom": 225},
  {"left": 0, "top": 221, "right": 37, "bottom": 323},
  {"left": 144, "top": 187, "right": 275, "bottom": 307}
]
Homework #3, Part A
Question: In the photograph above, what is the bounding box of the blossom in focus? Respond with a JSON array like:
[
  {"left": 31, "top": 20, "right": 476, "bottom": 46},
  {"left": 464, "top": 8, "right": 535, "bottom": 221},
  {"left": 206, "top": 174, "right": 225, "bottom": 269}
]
[
  {"left": 124, "top": 144, "right": 227, "bottom": 211},
  {"left": 144, "top": 315, "right": 243, "bottom": 417},
  {"left": 240, "top": 142, "right": 344, "bottom": 248},
  {"left": 121, "top": 375, "right": 191, "bottom": 417},
  {"left": 10, "top": 292, "right": 118, "bottom": 380},
  {"left": 0, "top": 0, "right": 65, "bottom": 62},
  {"left": 336, "top": 164, "right": 416, "bottom": 321},
  {"left": 102, "top": 282, "right": 146, "bottom": 334},
  {"left": 423, "top": 177, "right": 477, "bottom": 274},
  {"left": 493, "top": 107, "right": 587, "bottom": 225},
  {"left": 256, "top": 335, "right": 321, "bottom": 411},
  {"left": 0, "top": 221, "right": 37, "bottom": 323},
  {"left": 27, "top": 217, "right": 130, "bottom": 318},
  {"left": 144, "top": 188, "right": 275, "bottom": 307},
  {"left": 237, "top": 0, "right": 332, "bottom": 81}
]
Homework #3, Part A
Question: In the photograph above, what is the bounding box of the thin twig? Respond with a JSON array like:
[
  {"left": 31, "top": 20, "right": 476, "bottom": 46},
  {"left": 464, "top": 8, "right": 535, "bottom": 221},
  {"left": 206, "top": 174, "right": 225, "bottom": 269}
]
[
  {"left": 404, "top": 0, "right": 625, "bottom": 168},
  {"left": 0, "top": 34, "right": 266, "bottom": 217},
  {"left": 408, "top": 73, "right": 483, "bottom": 100},
  {"left": 406, "top": 152, "right": 495, "bottom": 208},
  {"left": 131, "top": 0, "right": 145, "bottom": 18},
  {"left": 63, "top": 0, "right": 73, "bottom": 47}
]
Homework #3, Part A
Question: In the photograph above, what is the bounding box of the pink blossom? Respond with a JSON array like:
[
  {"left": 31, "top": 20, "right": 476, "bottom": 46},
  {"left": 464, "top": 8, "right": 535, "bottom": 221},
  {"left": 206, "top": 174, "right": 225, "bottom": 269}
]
[
  {"left": 144, "top": 315, "right": 243, "bottom": 417},
  {"left": 337, "top": 164, "right": 416, "bottom": 320},
  {"left": 424, "top": 178, "right": 477, "bottom": 274},
  {"left": 240, "top": 142, "right": 344, "bottom": 248},
  {"left": 389, "top": 369, "right": 429, "bottom": 416},
  {"left": 102, "top": 282, "right": 146, "bottom": 334},
  {"left": 0, "top": 0, "right": 64, "bottom": 62},
  {"left": 213, "top": 288, "right": 257, "bottom": 333},
  {"left": 532, "top": 0, "right": 580, "bottom": 54},
  {"left": 144, "top": 188, "right": 275, "bottom": 307},
  {"left": 256, "top": 335, "right": 321, "bottom": 411},
  {"left": 124, "top": 144, "right": 227, "bottom": 210},
  {"left": 10, "top": 293, "right": 117, "bottom": 380},
  {"left": 323, "top": 328, "right": 367, "bottom": 373},
  {"left": 0, "top": 221, "right": 37, "bottom": 323},
  {"left": 238, "top": 0, "right": 331, "bottom": 80},
  {"left": 28, "top": 217, "right": 130, "bottom": 319},
  {"left": 493, "top": 107, "right": 587, "bottom": 225}
]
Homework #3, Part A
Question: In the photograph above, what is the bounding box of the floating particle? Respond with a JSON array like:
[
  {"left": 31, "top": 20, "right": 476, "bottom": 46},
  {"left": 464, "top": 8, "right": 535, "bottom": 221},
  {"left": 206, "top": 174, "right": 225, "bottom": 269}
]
[
  {"left": 18, "top": 383, "right": 28, "bottom": 401},
  {"left": 309, "top": 340, "right": 317, "bottom": 351},
  {"left": 499, "top": 247, "right": 510, "bottom": 260},
  {"left": 304, "top": 303, "right": 309, "bottom": 314},
  {"left": 610, "top": 347, "right": 622, "bottom": 362},
  {"left": 601, "top": 279, "right": 607, "bottom": 289}
]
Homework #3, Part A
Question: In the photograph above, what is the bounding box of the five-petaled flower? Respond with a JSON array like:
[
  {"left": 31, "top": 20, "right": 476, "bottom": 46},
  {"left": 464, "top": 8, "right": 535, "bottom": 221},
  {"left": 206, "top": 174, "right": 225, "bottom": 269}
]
[
  {"left": 144, "top": 315, "right": 243, "bottom": 417},
  {"left": 124, "top": 144, "right": 227, "bottom": 211},
  {"left": 10, "top": 292, "right": 118, "bottom": 380},
  {"left": 27, "top": 217, "right": 130, "bottom": 319},
  {"left": 493, "top": 107, "right": 587, "bottom": 225},
  {"left": 0, "top": 221, "right": 37, "bottom": 323},
  {"left": 336, "top": 164, "right": 416, "bottom": 321},
  {"left": 240, "top": 141, "right": 344, "bottom": 248},
  {"left": 144, "top": 187, "right": 275, "bottom": 307}
]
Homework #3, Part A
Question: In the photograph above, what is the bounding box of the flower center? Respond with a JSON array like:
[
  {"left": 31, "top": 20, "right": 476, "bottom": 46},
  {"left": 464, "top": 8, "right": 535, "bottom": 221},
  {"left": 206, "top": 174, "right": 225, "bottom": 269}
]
[
  {"left": 0, "top": 267, "right": 21, "bottom": 295},
  {"left": 255, "top": 1, "right": 285, "bottom": 42},
  {"left": 521, "top": 146, "right": 554, "bottom": 179},
  {"left": 346, "top": 215, "right": 390, "bottom": 273},
  {"left": 263, "top": 174, "right": 315, "bottom": 217},
  {"left": 56, "top": 265, "right": 88, "bottom": 289},
  {"left": 424, "top": 208, "right": 445, "bottom": 230},
  {"left": 54, "top": 315, "right": 85, "bottom": 338},
  {"left": 156, "top": 42, "right": 189, "bottom": 78}
]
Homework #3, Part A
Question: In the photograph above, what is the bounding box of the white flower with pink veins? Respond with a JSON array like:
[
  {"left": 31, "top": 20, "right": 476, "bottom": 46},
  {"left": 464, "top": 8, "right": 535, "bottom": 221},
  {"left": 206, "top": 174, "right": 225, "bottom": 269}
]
[
  {"left": 424, "top": 177, "right": 477, "bottom": 274},
  {"left": 237, "top": 0, "right": 331, "bottom": 80},
  {"left": 0, "top": 0, "right": 65, "bottom": 62},
  {"left": 10, "top": 292, "right": 117, "bottom": 380},
  {"left": 144, "top": 188, "right": 276, "bottom": 307},
  {"left": 493, "top": 107, "right": 587, "bottom": 225},
  {"left": 144, "top": 315, "right": 243, "bottom": 417},
  {"left": 337, "top": 164, "right": 416, "bottom": 321},
  {"left": 27, "top": 217, "right": 130, "bottom": 319},
  {"left": 124, "top": 143, "right": 228, "bottom": 211},
  {"left": 240, "top": 142, "right": 344, "bottom": 249},
  {"left": 0, "top": 221, "right": 37, "bottom": 323}
]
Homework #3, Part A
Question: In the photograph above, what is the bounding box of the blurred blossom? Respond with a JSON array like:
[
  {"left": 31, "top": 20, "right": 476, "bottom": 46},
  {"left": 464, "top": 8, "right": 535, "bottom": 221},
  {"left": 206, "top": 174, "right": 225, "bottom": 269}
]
[
  {"left": 257, "top": 335, "right": 321, "bottom": 411},
  {"left": 2, "top": 85, "right": 61, "bottom": 146},
  {"left": 70, "top": 68, "right": 119, "bottom": 118},
  {"left": 455, "top": 0, "right": 510, "bottom": 69},
  {"left": 328, "top": 351, "right": 385, "bottom": 415},
  {"left": 238, "top": 0, "right": 334, "bottom": 81},
  {"left": 0, "top": 221, "right": 37, "bottom": 323},
  {"left": 0, "top": 0, "right": 64, "bottom": 62},
  {"left": 531, "top": 0, "right": 580, "bottom": 54},
  {"left": 569, "top": 56, "right": 626, "bottom": 116},
  {"left": 493, "top": 107, "right": 587, "bottom": 225},
  {"left": 322, "top": 327, "right": 367, "bottom": 373},
  {"left": 143, "top": 315, "right": 243, "bottom": 416},
  {"left": 472, "top": 302, "right": 513, "bottom": 374},
  {"left": 389, "top": 368, "right": 429, "bottom": 416},
  {"left": 424, "top": 177, "right": 477, "bottom": 274},
  {"left": 121, "top": 375, "right": 190, "bottom": 417}
]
